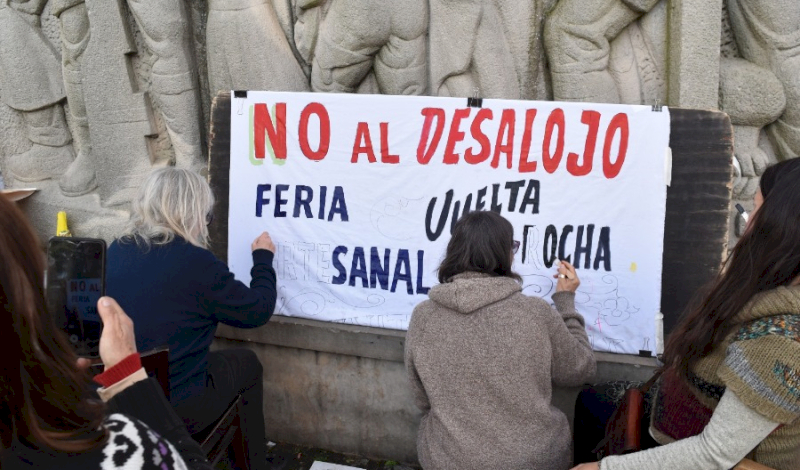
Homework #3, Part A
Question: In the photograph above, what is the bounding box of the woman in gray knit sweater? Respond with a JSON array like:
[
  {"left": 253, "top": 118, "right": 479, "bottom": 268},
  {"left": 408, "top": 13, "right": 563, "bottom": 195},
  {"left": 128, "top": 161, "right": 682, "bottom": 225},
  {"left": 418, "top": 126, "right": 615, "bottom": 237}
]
[
  {"left": 573, "top": 160, "right": 800, "bottom": 470},
  {"left": 405, "top": 211, "right": 597, "bottom": 470}
]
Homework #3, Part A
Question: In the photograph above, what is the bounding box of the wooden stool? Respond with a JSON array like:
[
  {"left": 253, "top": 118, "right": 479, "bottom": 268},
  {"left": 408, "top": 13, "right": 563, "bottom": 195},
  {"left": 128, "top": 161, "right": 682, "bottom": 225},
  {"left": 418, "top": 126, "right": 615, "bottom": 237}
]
[{"left": 193, "top": 394, "right": 250, "bottom": 470}]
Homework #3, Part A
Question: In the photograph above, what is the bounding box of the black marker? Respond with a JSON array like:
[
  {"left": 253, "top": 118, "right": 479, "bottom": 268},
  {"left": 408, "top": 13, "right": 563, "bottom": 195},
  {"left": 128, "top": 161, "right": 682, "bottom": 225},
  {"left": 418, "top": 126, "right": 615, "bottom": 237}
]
[{"left": 735, "top": 203, "right": 749, "bottom": 222}]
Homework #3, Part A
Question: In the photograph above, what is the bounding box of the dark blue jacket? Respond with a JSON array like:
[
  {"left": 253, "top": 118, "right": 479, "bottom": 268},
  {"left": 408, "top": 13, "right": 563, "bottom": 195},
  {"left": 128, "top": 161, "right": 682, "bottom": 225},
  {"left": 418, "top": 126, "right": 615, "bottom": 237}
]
[{"left": 106, "top": 237, "right": 276, "bottom": 404}]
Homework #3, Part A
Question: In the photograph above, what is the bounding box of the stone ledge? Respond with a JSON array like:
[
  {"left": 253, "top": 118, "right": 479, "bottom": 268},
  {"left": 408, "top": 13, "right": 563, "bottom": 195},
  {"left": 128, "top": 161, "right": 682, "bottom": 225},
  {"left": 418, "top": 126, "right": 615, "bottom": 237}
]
[
  {"left": 595, "top": 351, "right": 659, "bottom": 383},
  {"left": 595, "top": 351, "right": 659, "bottom": 368},
  {"left": 216, "top": 315, "right": 660, "bottom": 373},
  {"left": 216, "top": 315, "right": 407, "bottom": 362}
]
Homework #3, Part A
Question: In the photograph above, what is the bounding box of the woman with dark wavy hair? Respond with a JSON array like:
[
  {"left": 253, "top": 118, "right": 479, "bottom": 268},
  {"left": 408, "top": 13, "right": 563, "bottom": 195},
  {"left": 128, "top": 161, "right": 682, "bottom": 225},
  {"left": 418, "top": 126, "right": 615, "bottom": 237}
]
[
  {"left": 0, "top": 193, "right": 211, "bottom": 469},
  {"left": 574, "top": 159, "right": 800, "bottom": 470},
  {"left": 405, "top": 210, "right": 596, "bottom": 470},
  {"left": 752, "top": 158, "right": 800, "bottom": 219}
]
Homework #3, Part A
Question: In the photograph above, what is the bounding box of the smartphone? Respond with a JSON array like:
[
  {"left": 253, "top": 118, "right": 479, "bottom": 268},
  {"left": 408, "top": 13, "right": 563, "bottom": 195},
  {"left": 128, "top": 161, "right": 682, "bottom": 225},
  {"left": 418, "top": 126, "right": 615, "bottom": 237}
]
[{"left": 45, "top": 237, "right": 106, "bottom": 357}]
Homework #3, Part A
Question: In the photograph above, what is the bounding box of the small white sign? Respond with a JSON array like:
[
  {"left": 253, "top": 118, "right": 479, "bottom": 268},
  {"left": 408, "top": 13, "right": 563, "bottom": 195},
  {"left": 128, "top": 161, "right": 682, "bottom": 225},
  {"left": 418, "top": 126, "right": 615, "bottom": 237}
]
[{"left": 309, "top": 462, "right": 365, "bottom": 470}]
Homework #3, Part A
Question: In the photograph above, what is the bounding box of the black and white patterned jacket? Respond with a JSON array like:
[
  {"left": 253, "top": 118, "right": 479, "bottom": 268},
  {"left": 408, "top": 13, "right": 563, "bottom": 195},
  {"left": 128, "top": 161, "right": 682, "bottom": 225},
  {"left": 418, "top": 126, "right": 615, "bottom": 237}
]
[{"left": 2, "top": 379, "right": 212, "bottom": 470}]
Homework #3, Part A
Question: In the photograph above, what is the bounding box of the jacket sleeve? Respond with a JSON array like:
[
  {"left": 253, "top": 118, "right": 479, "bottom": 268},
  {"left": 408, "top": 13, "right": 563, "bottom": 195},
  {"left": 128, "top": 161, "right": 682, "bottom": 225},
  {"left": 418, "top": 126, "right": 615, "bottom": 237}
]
[
  {"left": 600, "top": 390, "right": 779, "bottom": 470},
  {"left": 546, "top": 291, "right": 597, "bottom": 387},
  {"left": 106, "top": 378, "right": 214, "bottom": 470},
  {"left": 405, "top": 308, "right": 431, "bottom": 414},
  {"left": 198, "top": 248, "right": 277, "bottom": 328}
]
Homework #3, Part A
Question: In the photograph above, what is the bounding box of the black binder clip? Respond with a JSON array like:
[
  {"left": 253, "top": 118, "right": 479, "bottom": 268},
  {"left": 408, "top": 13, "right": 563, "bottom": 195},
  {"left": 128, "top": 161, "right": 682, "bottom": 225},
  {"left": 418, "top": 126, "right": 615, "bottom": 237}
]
[
  {"left": 467, "top": 88, "right": 482, "bottom": 108},
  {"left": 234, "top": 90, "right": 247, "bottom": 115},
  {"left": 651, "top": 99, "right": 662, "bottom": 112}
]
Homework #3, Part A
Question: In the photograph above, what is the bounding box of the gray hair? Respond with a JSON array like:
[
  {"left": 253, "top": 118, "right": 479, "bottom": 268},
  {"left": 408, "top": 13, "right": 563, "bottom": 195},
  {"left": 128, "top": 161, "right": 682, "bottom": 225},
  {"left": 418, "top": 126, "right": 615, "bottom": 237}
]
[{"left": 123, "top": 167, "right": 215, "bottom": 249}]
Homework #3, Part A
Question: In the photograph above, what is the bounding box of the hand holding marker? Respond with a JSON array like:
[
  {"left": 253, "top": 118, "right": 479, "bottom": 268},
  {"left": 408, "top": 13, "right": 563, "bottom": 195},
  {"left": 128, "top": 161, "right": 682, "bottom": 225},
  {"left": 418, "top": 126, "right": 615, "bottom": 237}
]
[{"left": 554, "top": 259, "right": 580, "bottom": 293}]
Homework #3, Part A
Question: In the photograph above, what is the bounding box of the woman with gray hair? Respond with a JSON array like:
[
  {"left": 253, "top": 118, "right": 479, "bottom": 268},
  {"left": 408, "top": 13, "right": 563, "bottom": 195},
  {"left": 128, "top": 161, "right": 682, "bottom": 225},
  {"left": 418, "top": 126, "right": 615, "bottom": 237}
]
[{"left": 106, "top": 167, "right": 276, "bottom": 470}]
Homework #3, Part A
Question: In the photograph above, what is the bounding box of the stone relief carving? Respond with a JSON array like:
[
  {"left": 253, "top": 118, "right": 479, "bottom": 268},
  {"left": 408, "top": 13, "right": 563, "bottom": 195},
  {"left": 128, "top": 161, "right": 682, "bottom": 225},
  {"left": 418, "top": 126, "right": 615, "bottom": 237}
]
[
  {"left": 0, "top": 1, "right": 74, "bottom": 186},
  {"left": 728, "top": 0, "right": 800, "bottom": 160},
  {"left": 2, "top": 0, "right": 203, "bottom": 191},
  {"left": 544, "top": 0, "right": 799, "bottom": 162},
  {"left": 206, "top": 0, "right": 309, "bottom": 95},
  {"left": 606, "top": 1, "right": 667, "bottom": 106},
  {"left": 430, "top": 0, "right": 552, "bottom": 100},
  {"left": 125, "top": 0, "right": 204, "bottom": 172},
  {"left": 0, "top": 0, "right": 797, "bottom": 242},
  {"left": 53, "top": 1, "right": 95, "bottom": 196},
  {"left": 310, "top": 0, "right": 427, "bottom": 95},
  {"left": 544, "top": 0, "right": 799, "bottom": 242},
  {"left": 724, "top": 0, "right": 800, "bottom": 236},
  {"left": 544, "top": 0, "right": 662, "bottom": 103},
  {"left": 0, "top": 0, "right": 204, "bottom": 238}
]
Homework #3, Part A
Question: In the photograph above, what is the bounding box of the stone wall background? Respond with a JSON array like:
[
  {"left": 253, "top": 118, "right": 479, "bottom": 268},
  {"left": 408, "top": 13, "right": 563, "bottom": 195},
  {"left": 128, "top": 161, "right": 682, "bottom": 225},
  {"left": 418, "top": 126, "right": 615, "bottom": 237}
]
[{"left": 1, "top": 0, "right": 796, "bottom": 240}]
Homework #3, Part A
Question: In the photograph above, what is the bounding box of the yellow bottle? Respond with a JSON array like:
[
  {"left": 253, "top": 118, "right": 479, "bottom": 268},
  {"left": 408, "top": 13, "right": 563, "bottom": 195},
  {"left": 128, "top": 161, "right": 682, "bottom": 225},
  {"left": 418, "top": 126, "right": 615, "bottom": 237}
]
[{"left": 56, "top": 211, "right": 72, "bottom": 237}]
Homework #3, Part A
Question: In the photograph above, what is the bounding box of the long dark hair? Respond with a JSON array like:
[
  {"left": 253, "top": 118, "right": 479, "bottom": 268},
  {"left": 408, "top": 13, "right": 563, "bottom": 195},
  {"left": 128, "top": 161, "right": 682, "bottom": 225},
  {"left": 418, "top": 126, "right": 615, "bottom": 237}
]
[
  {"left": 0, "top": 195, "right": 106, "bottom": 454},
  {"left": 663, "top": 160, "right": 800, "bottom": 380},
  {"left": 760, "top": 158, "right": 800, "bottom": 197},
  {"left": 437, "top": 211, "right": 521, "bottom": 283}
]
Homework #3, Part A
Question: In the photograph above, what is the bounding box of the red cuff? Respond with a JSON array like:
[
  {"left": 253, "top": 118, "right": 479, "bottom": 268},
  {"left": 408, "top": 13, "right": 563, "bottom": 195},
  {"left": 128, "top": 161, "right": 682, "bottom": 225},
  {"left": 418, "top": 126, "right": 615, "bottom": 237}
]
[{"left": 93, "top": 353, "right": 142, "bottom": 388}]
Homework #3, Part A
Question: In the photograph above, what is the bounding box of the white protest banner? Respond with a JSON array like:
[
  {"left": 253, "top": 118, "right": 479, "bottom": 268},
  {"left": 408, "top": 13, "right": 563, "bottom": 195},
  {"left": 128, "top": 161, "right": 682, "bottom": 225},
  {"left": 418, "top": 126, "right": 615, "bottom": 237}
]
[{"left": 228, "top": 91, "right": 670, "bottom": 355}]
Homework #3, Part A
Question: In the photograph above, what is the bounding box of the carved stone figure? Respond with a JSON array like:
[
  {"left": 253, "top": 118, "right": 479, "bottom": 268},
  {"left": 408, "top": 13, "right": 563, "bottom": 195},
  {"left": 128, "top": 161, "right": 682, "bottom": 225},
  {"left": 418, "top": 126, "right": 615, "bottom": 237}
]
[
  {"left": 126, "top": 0, "right": 203, "bottom": 171},
  {"left": 719, "top": 57, "right": 785, "bottom": 200},
  {"left": 293, "top": 0, "right": 329, "bottom": 78},
  {"left": 206, "top": 0, "right": 309, "bottom": 95},
  {"left": 309, "top": 0, "right": 428, "bottom": 95},
  {"left": 545, "top": 0, "right": 800, "bottom": 243},
  {"left": 3, "top": 0, "right": 203, "bottom": 199},
  {"left": 544, "top": 0, "right": 661, "bottom": 103},
  {"left": 727, "top": 0, "right": 800, "bottom": 159},
  {"left": 0, "top": 0, "right": 74, "bottom": 184},
  {"left": 430, "top": 0, "right": 552, "bottom": 100},
  {"left": 2, "top": 0, "right": 796, "bottom": 249},
  {"left": 53, "top": 0, "right": 96, "bottom": 196},
  {"left": 545, "top": 0, "right": 800, "bottom": 157},
  {"left": 606, "top": 1, "right": 667, "bottom": 105}
]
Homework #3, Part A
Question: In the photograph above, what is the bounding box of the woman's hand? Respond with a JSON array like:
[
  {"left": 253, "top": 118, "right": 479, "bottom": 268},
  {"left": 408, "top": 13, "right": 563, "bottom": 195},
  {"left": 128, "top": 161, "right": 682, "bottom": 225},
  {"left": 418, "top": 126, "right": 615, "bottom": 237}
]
[
  {"left": 251, "top": 231, "right": 276, "bottom": 253},
  {"left": 96, "top": 297, "right": 137, "bottom": 370},
  {"left": 571, "top": 463, "right": 600, "bottom": 470},
  {"left": 554, "top": 259, "right": 580, "bottom": 293}
]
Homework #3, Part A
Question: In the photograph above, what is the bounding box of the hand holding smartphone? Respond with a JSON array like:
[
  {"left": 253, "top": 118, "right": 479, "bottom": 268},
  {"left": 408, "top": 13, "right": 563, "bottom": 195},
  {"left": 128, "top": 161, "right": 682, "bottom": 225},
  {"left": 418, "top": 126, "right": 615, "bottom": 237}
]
[{"left": 45, "top": 237, "right": 106, "bottom": 357}]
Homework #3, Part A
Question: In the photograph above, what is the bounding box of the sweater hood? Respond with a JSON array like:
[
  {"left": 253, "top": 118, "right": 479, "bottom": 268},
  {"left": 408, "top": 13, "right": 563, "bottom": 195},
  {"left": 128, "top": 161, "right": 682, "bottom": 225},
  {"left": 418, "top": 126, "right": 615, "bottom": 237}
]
[
  {"left": 428, "top": 272, "right": 522, "bottom": 314},
  {"left": 735, "top": 285, "right": 800, "bottom": 323}
]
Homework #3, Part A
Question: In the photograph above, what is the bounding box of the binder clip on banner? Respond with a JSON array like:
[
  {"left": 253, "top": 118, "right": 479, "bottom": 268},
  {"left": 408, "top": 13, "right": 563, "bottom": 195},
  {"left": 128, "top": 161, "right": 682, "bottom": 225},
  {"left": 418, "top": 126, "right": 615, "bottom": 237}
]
[
  {"left": 652, "top": 99, "right": 663, "bottom": 112},
  {"left": 467, "top": 88, "right": 482, "bottom": 108},
  {"left": 234, "top": 90, "right": 248, "bottom": 115}
]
